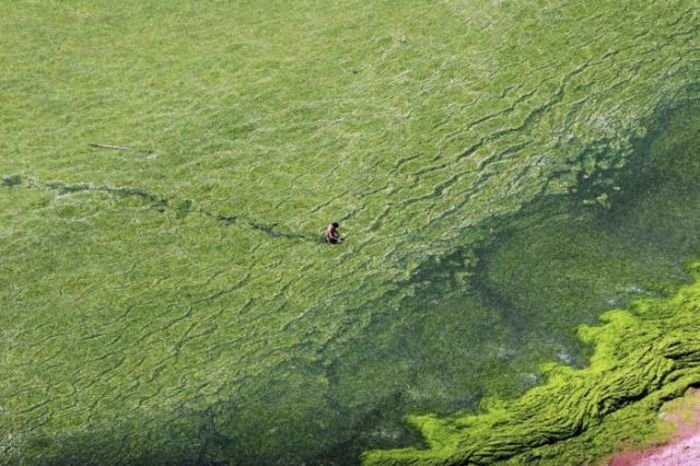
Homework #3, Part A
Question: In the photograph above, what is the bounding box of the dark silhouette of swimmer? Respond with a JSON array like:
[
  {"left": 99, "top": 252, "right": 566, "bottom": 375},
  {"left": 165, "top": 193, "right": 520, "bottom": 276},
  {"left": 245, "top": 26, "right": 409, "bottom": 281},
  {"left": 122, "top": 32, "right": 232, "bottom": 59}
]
[{"left": 325, "top": 222, "right": 343, "bottom": 244}]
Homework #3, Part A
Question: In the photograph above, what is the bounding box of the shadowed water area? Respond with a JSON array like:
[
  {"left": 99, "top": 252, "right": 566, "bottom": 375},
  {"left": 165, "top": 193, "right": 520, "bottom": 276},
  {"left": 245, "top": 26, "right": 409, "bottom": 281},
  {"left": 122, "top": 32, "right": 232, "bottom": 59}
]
[{"left": 1, "top": 1, "right": 698, "bottom": 465}]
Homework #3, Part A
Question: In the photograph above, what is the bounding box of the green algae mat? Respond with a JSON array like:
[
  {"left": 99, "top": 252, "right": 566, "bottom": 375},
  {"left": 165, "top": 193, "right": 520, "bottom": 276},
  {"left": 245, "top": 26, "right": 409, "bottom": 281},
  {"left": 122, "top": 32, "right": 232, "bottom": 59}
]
[{"left": 1, "top": 1, "right": 698, "bottom": 464}]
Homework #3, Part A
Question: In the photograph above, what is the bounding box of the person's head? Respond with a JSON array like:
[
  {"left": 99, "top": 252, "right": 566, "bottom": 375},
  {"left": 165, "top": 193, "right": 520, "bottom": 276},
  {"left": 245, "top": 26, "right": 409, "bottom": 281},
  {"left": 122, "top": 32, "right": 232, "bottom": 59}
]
[{"left": 332, "top": 222, "right": 339, "bottom": 228}]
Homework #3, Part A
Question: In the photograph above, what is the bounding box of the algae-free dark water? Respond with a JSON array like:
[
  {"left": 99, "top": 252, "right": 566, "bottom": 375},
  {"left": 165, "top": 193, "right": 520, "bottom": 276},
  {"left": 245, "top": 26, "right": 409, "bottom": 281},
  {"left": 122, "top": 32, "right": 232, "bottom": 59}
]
[{"left": 1, "top": 1, "right": 698, "bottom": 465}]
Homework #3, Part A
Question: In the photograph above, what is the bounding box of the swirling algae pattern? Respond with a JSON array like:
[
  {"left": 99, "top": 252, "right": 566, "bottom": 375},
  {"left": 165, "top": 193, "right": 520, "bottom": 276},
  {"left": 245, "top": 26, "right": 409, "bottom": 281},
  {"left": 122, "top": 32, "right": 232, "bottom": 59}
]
[
  {"left": 364, "top": 264, "right": 700, "bottom": 465},
  {"left": 0, "top": 0, "right": 698, "bottom": 464}
]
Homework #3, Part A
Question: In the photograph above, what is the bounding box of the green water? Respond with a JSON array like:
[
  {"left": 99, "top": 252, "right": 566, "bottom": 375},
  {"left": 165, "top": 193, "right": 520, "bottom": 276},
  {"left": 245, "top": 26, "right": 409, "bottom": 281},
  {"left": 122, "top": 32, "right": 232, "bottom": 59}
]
[
  {"left": 300, "top": 103, "right": 700, "bottom": 464},
  {"left": 1, "top": 1, "right": 698, "bottom": 465}
]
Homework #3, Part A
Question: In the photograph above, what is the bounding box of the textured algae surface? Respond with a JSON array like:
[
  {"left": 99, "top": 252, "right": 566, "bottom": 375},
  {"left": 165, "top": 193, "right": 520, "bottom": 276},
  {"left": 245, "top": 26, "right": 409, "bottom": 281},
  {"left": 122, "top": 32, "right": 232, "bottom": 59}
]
[
  {"left": 1, "top": 1, "right": 698, "bottom": 465},
  {"left": 363, "top": 101, "right": 700, "bottom": 465},
  {"left": 364, "top": 265, "right": 700, "bottom": 465}
]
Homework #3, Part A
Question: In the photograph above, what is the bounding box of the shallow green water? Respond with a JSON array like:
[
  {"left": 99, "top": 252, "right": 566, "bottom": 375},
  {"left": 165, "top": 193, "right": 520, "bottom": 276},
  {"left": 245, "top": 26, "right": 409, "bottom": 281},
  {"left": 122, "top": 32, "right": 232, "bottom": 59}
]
[{"left": 1, "top": 1, "right": 698, "bottom": 465}]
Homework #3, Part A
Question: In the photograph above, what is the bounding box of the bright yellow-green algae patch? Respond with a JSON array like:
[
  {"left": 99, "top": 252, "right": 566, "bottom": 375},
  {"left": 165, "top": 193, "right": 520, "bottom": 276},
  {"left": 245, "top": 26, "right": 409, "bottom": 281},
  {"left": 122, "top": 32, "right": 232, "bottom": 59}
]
[{"left": 363, "top": 263, "right": 700, "bottom": 465}]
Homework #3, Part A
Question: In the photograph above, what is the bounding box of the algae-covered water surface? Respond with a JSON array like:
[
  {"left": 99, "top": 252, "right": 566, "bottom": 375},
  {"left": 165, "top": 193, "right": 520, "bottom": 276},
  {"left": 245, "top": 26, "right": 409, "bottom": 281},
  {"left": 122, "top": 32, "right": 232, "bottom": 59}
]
[{"left": 1, "top": 1, "right": 698, "bottom": 464}]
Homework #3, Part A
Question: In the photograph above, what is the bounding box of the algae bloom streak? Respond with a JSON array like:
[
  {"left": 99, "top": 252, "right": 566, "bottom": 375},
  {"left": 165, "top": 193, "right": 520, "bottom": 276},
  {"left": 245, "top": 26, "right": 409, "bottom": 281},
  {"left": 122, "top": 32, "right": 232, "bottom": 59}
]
[{"left": 0, "top": 1, "right": 698, "bottom": 465}]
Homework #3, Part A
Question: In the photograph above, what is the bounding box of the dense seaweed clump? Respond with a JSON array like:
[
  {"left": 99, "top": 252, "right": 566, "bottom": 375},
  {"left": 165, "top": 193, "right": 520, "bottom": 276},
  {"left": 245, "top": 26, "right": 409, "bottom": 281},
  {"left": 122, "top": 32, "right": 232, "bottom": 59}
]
[{"left": 364, "top": 264, "right": 700, "bottom": 465}]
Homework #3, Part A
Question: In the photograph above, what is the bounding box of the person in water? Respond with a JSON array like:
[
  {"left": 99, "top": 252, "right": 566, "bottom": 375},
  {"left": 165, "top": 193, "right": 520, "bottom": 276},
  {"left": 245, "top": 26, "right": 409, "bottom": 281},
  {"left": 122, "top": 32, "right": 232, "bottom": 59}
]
[{"left": 325, "top": 222, "right": 343, "bottom": 244}]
